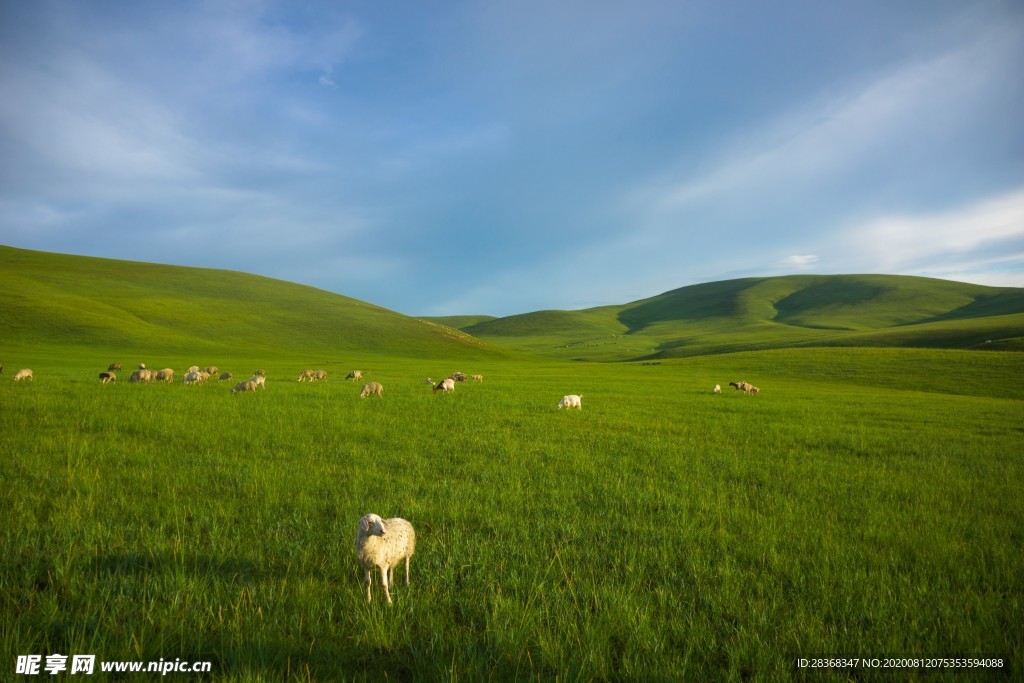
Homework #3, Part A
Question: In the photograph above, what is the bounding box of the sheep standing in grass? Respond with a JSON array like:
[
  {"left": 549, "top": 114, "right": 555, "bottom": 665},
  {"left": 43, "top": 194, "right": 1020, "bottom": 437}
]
[
  {"left": 451, "top": 372, "right": 467, "bottom": 383},
  {"left": 253, "top": 369, "right": 266, "bottom": 377},
  {"left": 713, "top": 384, "right": 721, "bottom": 394},
  {"left": 355, "top": 514, "right": 416, "bottom": 604},
  {"left": 729, "top": 381, "right": 750, "bottom": 392},
  {"left": 129, "top": 369, "right": 152, "bottom": 383},
  {"left": 433, "top": 377, "right": 455, "bottom": 394},
  {"left": 472, "top": 374, "right": 484, "bottom": 382},
  {"left": 99, "top": 372, "right": 116, "bottom": 384},
  {"left": 107, "top": 363, "right": 122, "bottom": 372},
  {"left": 187, "top": 365, "right": 200, "bottom": 374},
  {"left": 156, "top": 368, "right": 175, "bottom": 383},
  {"left": 360, "top": 381, "right": 384, "bottom": 398},
  {"left": 219, "top": 372, "right": 233, "bottom": 382},
  {"left": 14, "top": 368, "right": 33, "bottom": 382},
  {"left": 232, "top": 380, "right": 257, "bottom": 393},
  {"left": 346, "top": 370, "right": 363, "bottom": 381},
  {"left": 313, "top": 370, "right": 328, "bottom": 382},
  {"left": 204, "top": 366, "right": 219, "bottom": 376},
  {"left": 746, "top": 385, "right": 760, "bottom": 396},
  {"left": 297, "top": 369, "right": 315, "bottom": 382},
  {"left": 250, "top": 374, "right": 266, "bottom": 390},
  {"left": 557, "top": 394, "right": 583, "bottom": 410}
]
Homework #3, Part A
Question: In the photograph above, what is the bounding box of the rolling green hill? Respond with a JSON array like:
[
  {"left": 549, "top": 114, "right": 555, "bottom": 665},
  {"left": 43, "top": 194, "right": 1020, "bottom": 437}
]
[
  {"left": 460, "top": 275, "right": 1024, "bottom": 360},
  {"left": 0, "top": 245, "right": 502, "bottom": 361}
]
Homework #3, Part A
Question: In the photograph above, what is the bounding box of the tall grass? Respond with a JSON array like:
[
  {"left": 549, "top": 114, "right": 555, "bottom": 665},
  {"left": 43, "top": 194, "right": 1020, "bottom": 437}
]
[{"left": 2, "top": 350, "right": 1021, "bottom": 680}]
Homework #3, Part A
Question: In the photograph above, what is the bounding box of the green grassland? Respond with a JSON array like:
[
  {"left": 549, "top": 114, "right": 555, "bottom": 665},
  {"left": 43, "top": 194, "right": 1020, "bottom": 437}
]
[
  {"left": 451, "top": 275, "right": 1024, "bottom": 360},
  {"left": 2, "top": 246, "right": 1022, "bottom": 680},
  {"left": 0, "top": 245, "right": 502, "bottom": 361}
]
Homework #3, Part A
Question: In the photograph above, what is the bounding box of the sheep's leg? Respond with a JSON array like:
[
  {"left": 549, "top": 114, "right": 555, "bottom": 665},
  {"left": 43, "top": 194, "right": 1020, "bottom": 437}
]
[
  {"left": 404, "top": 555, "right": 411, "bottom": 585},
  {"left": 365, "top": 568, "right": 374, "bottom": 602},
  {"left": 380, "top": 566, "right": 393, "bottom": 604}
]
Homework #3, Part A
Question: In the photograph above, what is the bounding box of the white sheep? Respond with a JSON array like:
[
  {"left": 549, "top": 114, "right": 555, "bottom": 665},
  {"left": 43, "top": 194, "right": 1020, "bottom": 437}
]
[
  {"left": 360, "top": 381, "right": 384, "bottom": 398},
  {"left": 107, "top": 363, "right": 122, "bottom": 372},
  {"left": 13, "top": 368, "right": 33, "bottom": 382},
  {"left": 472, "top": 374, "right": 484, "bottom": 382},
  {"left": 297, "top": 369, "right": 315, "bottom": 382},
  {"left": 187, "top": 365, "right": 200, "bottom": 374},
  {"left": 232, "top": 380, "right": 257, "bottom": 393},
  {"left": 713, "top": 384, "right": 721, "bottom": 394},
  {"left": 745, "top": 385, "right": 761, "bottom": 396},
  {"left": 313, "top": 370, "right": 327, "bottom": 382},
  {"left": 129, "top": 369, "right": 152, "bottom": 383},
  {"left": 355, "top": 514, "right": 416, "bottom": 604},
  {"left": 156, "top": 368, "right": 175, "bottom": 383},
  {"left": 557, "top": 394, "right": 583, "bottom": 410},
  {"left": 204, "top": 366, "right": 219, "bottom": 376},
  {"left": 99, "top": 371, "right": 116, "bottom": 384},
  {"left": 250, "top": 374, "right": 265, "bottom": 389},
  {"left": 346, "top": 370, "right": 364, "bottom": 381},
  {"left": 433, "top": 377, "right": 455, "bottom": 394}
]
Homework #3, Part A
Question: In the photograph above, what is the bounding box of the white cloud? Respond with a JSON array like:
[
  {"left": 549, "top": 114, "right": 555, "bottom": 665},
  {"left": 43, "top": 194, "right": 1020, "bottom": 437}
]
[
  {"left": 843, "top": 188, "right": 1024, "bottom": 273},
  {"left": 780, "top": 254, "right": 819, "bottom": 269}
]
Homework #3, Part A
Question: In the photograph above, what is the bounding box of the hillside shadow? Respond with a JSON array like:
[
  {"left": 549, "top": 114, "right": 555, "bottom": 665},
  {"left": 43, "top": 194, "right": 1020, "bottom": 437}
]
[
  {"left": 913, "top": 290, "right": 1024, "bottom": 325},
  {"left": 617, "top": 279, "right": 763, "bottom": 332},
  {"left": 772, "top": 280, "right": 883, "bottom": 327}
]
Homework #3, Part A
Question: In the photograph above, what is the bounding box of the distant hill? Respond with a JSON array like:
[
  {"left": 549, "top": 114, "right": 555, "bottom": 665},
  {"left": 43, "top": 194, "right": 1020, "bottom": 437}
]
[
  {"left": 0, "top": 245, "right": 502, "bottom": 361},
  {"left": 420, "top": 315, "right": 497, "bottom": 329},
  {"left": 459, "top": 275, "right": 1024, "bottom": 360}
]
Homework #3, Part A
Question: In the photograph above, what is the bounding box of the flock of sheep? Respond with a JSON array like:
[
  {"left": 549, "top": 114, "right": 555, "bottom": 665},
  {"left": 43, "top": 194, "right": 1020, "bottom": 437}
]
[{"left": 6, "top": 357, "right": 764, "bottom": 604}]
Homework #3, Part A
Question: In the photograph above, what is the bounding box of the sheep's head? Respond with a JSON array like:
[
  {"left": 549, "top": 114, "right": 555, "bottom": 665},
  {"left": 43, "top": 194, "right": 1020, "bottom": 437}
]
[{"left": 359, "top": 514, "right": 386, "bottom": 536}]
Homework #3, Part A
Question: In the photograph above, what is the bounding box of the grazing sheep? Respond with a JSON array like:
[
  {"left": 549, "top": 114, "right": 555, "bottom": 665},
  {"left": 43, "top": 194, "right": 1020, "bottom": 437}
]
[
  {"left": 451, "top": 372, "right": 467, "bottom": 383},
  {"left": 433, "top": 377, "right": 455, "bottom": 394},
  {"left": 253, "top": 369, "right": 266, "bottom": 377},
  {"left": 346, "top": 370, "right": 363, "bottom": 381},
  {"left": 729, "top": 381, "right": 750, "bottom": 392},
  {"left": 713, "top": 384, "right": 721, "bottom": 394},
  {"left": 107, "top": 363, "right": 122, "bottom": 372},
  {"left": 472, "top": 374, "right": 484, "bottom": 382},
  {"left": 425, "top": 377, "right": 433, "bottom": 385},
  {"left": 313, "top": 370, "right": 327, "bottom": 382},
  {"left": 355, "top": 514, "right": 416, "bottom": 604},
  {"left": 14, "top": 368, "right": 33, "bottom": 382},
  {"left": 99, "top": 372, "right": 116, "bottom": 384},
  {"left": 156, "top": 368, "right": 175, "bottom": 383},
  {"left": 250, "top": 374, "right": 266, "bottom": 389},
  {"left": 297, "top": 369, "right": 315, "bottom": 382},
  {"left": 187, "top": 365, "right": 200, "bottom": 374},
  {"left": 360, "top": 381, "right": 384, "bottom": 398},
  {"left": 219, "top": 372, "right": 233, "bottom": 382},
  {"left": 557, "top": 394, "right": 583, "bottom": 410},
  {"left": 232, "top": 380, "right": 257, "bottom": 393},
  {"left": 129, "top": 369, "right": 152, "bottom": 383},
  {"left": 184, "top": 371, "right": 210, "bottom": 385},
  {"left": 746, "top": 385, "right": 761, "bottom": 396},
  {"left": 204, "top": 366, "right": 218, "bottom": 376}
]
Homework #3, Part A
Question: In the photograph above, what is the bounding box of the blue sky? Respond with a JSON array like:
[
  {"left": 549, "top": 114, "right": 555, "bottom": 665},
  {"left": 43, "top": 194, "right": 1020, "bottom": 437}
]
[{"left": 1, "top": 0, "right": 1022, "bottom": 316}]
